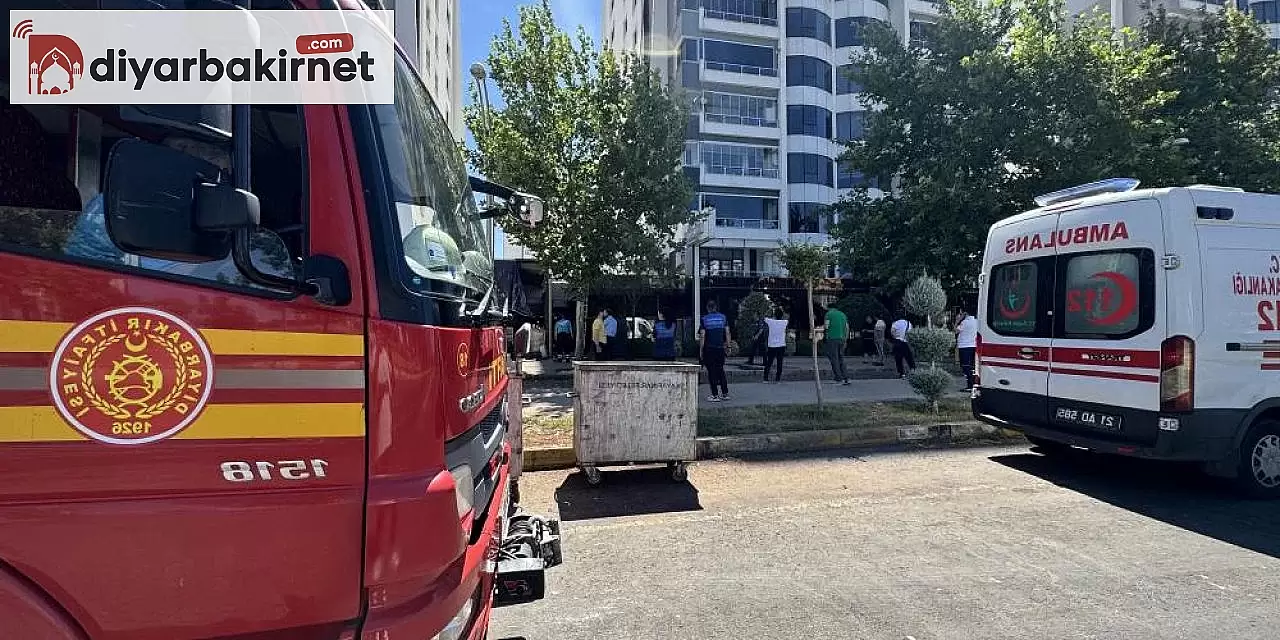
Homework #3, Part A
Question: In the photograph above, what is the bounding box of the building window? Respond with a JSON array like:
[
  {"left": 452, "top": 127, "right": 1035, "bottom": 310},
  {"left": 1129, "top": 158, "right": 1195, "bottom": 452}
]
[
  {"left": 909, "top": 20, "right": 937, "bottom": 48},
  {"left": 702, "top": 193, "right": 781, "bottom": 229},
  {"left": 1255, "top": 0, "right": 1280, "bottom": 22},
  {"left": 1271, "top": 37, "right": 1280, "bottom": 50},
  {"left": 700, "top": 247, "right": 747, "bottom": 276},
  {"left": 703, "top": 92, "right": 778, "bottom": 127},
  {"left": 788, "top": 202, "right": 830, "bottom": 233},
  {"left": 835, "top": 64, "right": 863, "bottom": 94},
  {"left": 787, "top": 153, "right": 834, "bottom": 187},
  {"left": 837, "top": 162, "right": 879, "bottom": 189},
  {"left": 704, "top": 39, "right": 778, "bottom": 76},
  {"left": 834, "top": 16, "right": 881, "bottom": 47},
  {"left": 684, "top": 142, "right": 699, "bottom": 166},
  {"left": 703, "top": 0, "right": 779, "bottom": 26},
  {"left": 785, "top": 7, "right": 831, "bottom": 44},
  {"left": 785, "top": 55, "right": 832, "bottom": 91},
  {"left": 681, "top": 38, "right": 700, "bottom": 61},
  {"left": 700, "top": 143, "right": 780, "bottom": 178},
  {"left": 835, "top": 111, "right": 865, "bottom": 140},
  {"left": 786, "top": 104, "right": 833, "bottom": 138}
]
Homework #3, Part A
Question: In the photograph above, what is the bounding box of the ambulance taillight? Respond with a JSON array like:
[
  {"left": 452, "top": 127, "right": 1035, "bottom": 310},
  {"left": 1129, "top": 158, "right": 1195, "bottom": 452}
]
[
  {"left": 974, "top": 332, "right": 982, "bottom": 386},
  {"left": 1159, "top": 335, "right": 1195, "bottom": 412}
]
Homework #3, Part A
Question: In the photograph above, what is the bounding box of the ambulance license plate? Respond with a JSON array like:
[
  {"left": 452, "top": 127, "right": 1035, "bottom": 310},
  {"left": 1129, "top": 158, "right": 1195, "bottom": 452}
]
[{"left": 1053, "top": 407, "right": 1122, "bottom": 431}]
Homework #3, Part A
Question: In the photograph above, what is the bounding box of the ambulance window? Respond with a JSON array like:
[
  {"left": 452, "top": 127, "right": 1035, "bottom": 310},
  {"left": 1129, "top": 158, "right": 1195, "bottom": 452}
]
[
  {"left": 1059, "top": 250, "right": 1153, "bottom": 339},
  {"left": 988, "top": 260, "right": 1046, "bottom": 337},
  {"left": 0, "top": 99, "right": 306, "bottom": 295}
]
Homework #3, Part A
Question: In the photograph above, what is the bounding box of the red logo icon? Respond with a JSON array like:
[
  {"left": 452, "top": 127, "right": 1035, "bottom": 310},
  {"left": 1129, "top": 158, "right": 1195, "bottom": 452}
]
[{"left": 12, "top": 19, "right": 85, "bottom": 95}]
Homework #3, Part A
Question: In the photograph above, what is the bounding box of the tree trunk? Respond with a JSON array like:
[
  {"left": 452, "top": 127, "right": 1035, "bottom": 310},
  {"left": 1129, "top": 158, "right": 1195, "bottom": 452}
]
[
  {"left": 807, "top": 283, "right": 823, "bottom": 408},
  {"left": 574, "top": 297, "right": 587, "bottom": 359}
]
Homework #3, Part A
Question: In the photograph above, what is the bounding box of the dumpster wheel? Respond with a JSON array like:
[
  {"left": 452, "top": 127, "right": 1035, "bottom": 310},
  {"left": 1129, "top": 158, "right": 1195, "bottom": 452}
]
[
  {"left": 669, "top": 462, "right": 688, "bottom": 482},
  {"left": 582, "top": 465, "right": 602, "bottom": 486}
]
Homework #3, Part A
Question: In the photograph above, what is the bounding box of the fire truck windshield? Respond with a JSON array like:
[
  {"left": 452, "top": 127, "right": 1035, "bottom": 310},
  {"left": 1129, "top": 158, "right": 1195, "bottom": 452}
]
[{"left": 370, "top": 53, "right": 492, "bottom": 301}]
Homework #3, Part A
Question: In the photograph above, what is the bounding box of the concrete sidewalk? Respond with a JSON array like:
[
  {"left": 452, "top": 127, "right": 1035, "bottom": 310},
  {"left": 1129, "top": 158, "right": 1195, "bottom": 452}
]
[{"left": 523, "top": 376, "right": 969, "bottom": 415}]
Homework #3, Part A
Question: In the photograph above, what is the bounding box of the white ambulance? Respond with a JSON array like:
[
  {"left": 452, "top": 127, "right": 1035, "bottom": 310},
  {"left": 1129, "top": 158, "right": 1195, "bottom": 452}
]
[{"left": 972, "top": 178, "right": 1280, "bottom": 497}]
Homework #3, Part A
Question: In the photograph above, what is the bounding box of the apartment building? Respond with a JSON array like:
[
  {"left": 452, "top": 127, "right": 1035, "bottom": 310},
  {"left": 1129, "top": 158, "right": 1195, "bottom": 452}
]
[
  {"left": 603, "top": 0, "right": 937, "bottom": 279},
  {"left": 377, "top": 0, "right": 464, "bottom": 137},
  {"left": 604, "top": 0, "right": 1254, "bottom": 280}
]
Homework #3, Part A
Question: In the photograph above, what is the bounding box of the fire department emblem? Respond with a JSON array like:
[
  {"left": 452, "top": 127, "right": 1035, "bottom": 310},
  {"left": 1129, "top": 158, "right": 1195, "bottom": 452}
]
[{"left": 49, "top": 307, "right": 214, "bottom": 445}]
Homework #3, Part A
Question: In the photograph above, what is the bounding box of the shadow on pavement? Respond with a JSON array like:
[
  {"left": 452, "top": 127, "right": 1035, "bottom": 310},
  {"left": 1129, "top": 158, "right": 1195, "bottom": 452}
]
[
  {"left": 991, "top": 450, "right": 1280, "bottom": 560},
  {"left": 553, "top": 466, "right": 702, "bottom": 522}
]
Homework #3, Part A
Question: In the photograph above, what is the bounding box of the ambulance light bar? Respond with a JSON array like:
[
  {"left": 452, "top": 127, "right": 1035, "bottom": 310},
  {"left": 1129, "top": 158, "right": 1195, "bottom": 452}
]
[{"left": 1034, "top": 178, "right": 1140, "bottom": 207}]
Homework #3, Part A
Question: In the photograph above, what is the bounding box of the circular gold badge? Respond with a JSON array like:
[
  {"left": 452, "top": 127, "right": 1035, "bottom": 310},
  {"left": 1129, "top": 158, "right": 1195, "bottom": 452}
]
[{"left": 49, "top": 307, "right": 214, "bottom": 445}]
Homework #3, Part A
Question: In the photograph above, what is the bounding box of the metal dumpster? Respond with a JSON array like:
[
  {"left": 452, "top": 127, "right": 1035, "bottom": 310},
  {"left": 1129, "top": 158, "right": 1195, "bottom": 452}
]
[{"left": 572, "top": 361, "right": 700, "bottom": 485}]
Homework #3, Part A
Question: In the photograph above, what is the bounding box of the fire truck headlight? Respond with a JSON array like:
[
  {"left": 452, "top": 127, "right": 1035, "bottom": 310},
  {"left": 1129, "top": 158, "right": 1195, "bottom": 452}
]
[{"left": 450, "top": 463, "right": 474, "bottom": 520}]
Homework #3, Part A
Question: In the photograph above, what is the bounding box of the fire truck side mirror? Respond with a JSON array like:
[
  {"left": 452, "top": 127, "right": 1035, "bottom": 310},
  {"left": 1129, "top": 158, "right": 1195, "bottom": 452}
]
[
  {"left": 514, "top": 192, "right": 544, "bottom": 227},
  {"left": 104, "top": 139, "right": 242, "bottom": 263}
]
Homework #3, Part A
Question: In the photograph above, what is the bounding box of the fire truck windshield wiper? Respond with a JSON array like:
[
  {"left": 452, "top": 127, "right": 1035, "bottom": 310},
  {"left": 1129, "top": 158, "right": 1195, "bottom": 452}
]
[{"left": 460, "top": 281, "right": 509, "bottom": 325}]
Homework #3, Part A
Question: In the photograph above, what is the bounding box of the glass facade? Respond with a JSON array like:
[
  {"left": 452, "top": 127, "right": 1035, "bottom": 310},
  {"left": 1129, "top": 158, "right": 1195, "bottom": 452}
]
[
  {"left": 703, "top": 194, "right": 781, "bottom": 229},
  {"left": 835, "top": 17, "right": 881, "bottom": 47},
  {"left": 787, "top": 153, "right": 834, "bottom": 187},
  {"left": 836, "top": 111, "right": 865, "bottom": 141},
  {"left": 788, "top": 202, "right": 830, "bottom": 233},
  {"left": 836, "top": 64, "right": 863, "bottom": 94},
  {"left": 703, "top": 0, "right": 779, "bottom": 26},
  {"left": 786, "top": 7, "right": 831, "bottom": 43},
  {"left": 701, "top": 143, "right": 780, "bottom": 178},
  {"left": 786, "top": 55, "right": 832, "bottom": 91},
  {"left": 700, "top": 247, "right": 747, "bottom": 275},
  {"left": 704, "top": 39, "right": 778, "bottom": 76},
  {"left": 704, "top": 92, "right": 779, "bottom": 127},
  {"left": 909, "top": 20, "right": 936, "bottom": 48},
  {"left": 787, "top": 104, "right": 833, "bottom": 138}
]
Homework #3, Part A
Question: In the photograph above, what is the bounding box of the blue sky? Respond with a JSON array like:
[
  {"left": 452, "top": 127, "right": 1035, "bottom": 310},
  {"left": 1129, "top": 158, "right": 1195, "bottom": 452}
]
[
  {"left": 460, "top": 0, "right": 602, "bottom": 110},
  {"left": 461, "top": 1, "right": 601, "bottom": 253}
]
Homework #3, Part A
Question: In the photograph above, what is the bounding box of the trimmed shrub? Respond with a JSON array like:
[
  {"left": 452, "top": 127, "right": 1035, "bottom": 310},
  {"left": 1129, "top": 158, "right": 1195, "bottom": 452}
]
[
  {"left": 907, "top": 367, "right": 955, "bottom": 412},
  {"left": 903, "top": 275, "right": 947, "bottom": 321},
  {"left": 907, "top": 326, "right": 955, "bottom": 365},
  {"left": 736, "top": 292, "right": 773, "bottom": 356}
]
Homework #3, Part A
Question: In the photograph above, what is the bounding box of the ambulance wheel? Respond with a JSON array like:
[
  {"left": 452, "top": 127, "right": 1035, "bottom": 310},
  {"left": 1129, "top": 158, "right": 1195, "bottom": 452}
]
[
  {"left": 1026, "top": 435, "right": 1071, "bottom": 455},
  {"left": 1236, "top": 419, "right": 1280, "bottom": 499}
]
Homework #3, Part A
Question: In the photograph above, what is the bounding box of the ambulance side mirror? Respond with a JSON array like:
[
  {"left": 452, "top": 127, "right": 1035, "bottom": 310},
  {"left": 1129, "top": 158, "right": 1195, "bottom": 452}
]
[{"left": 104, "top": 139, "right": 258, "bottom": 263}]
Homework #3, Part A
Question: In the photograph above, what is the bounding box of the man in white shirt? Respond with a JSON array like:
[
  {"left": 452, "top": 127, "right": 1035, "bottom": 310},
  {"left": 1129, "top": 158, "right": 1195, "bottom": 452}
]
[
  {"left": 890, "top": 316, "right": 915, "bottom": 378},
  {"left": 955, "top": 309, "right": 979, "bottom": 390}
]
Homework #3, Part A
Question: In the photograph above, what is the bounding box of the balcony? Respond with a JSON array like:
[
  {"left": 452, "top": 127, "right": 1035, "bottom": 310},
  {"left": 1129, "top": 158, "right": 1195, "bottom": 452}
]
[
  {"left": 702, "top": 113, "right": 780, "bottom": 139},
  {"left": 702, "top": 61, "right": 781, "bottom": 90},
  {"left": 701, "top": 164, "right": 781, "bottom": 190},
  {"left": 701, "top": 1, "right": 780, "bottom": 39},
  {"left": 714, "top": 217, "right": 780, "bottom": 230}
]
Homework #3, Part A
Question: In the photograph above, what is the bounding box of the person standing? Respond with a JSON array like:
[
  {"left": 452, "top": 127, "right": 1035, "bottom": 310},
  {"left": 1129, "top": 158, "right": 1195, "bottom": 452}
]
[
  {"left": 873, "top": 315, "right": 888, "bottom": 367},
  {"left": 554, "top": 313, "right": 573, "bottom": 362},
  {"left": 955, "top": 309, "right": 979, "bottom": 390},
  {"left": 891, "top": 315, "right": 916, "bottom": 378},
  {"left": 823, "top": 305, "right": 851, "bottom": 385},
  {"left": 699, "top": 301, "right": 732, "bottom": 401},
  {"left": 591, "top": 309, "right": 608, "bottom": 360},
  {"left": 653, "top": 309, "right": 677, "bottom": 362},
  {"left": 762, "top": 307, "right": 789, "bottom": 383},
  {"left": 603, "top": 308, "right": 619, "bottom": 360},
  {"left": 860, "top": 315, "right": 877, "bottom": 365}
]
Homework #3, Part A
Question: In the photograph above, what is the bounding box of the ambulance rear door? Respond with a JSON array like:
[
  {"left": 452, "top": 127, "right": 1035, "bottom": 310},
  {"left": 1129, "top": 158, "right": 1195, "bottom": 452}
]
[{"left": 1046, "top": 199, "right": 1164, "bottom": 441}]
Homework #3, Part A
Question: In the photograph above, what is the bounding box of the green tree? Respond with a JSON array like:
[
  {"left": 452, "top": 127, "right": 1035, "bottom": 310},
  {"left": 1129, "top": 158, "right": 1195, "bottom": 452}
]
[
  {"left": 736, "top": 291, "right": 773, "bottom": 363},
  {"left": 828, "top": 0, "right": 1280, "bottom": 293},
  {"left": 779, "top": 242, "right": 832, "bottom": 406},
  {"left": 466, "top": 1, "right": 696, "bottom": 354},
  {"left": 902, "top": 275, "right": 955, "bottom": 412}
]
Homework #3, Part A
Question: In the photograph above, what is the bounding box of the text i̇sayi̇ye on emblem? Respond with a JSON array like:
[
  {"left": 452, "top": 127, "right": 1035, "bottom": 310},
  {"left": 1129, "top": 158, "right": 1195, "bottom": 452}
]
[{"left": 49, "top": 307, "right": 214, "bottom": 445}]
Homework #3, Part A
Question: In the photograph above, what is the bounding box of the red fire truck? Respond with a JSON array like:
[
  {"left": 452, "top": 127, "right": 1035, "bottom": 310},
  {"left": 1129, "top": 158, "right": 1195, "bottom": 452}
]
[{"left": 0, "top": 1, "right": 560, "bottom": 638}]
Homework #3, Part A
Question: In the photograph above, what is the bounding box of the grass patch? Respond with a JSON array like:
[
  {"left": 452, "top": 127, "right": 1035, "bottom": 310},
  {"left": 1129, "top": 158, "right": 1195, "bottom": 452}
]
[
  {"left": 522, "top": 411, "right": 574, "bottom": 449},
  {"left": 697, "top": 397, "right": 971, "bottom": 437}
]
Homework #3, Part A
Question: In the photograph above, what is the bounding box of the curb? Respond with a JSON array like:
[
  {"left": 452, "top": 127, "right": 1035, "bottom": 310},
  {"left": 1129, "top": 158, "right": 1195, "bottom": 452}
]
[{"left": 521, "top": 421, "right": 1025, "bottom": 471}]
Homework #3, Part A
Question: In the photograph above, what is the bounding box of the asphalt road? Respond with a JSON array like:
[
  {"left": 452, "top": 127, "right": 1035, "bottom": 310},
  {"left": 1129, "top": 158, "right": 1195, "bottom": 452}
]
[{"left": 492, "top": 445, "right": 1280, "bottom": 640}]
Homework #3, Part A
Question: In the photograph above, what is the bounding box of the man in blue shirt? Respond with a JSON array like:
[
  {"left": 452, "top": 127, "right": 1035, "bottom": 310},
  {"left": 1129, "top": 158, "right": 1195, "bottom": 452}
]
[
  {"left": 603, "top": 308, "right": 619, "bottom": 360},
  {"left": 699, "top": 301, "right": 733, "bottom": 401}
]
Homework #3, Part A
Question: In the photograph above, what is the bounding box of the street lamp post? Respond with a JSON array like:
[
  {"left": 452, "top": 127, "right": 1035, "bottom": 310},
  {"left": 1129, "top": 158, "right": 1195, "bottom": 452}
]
[{"left": 470, "top": 63, "right": 496, "bottom": 247}]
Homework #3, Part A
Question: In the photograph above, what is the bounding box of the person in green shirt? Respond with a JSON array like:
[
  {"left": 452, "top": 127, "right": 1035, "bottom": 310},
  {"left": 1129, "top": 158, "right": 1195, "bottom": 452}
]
[{"left": 823, "top": 305, "right": 851, "bottom": 385}]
